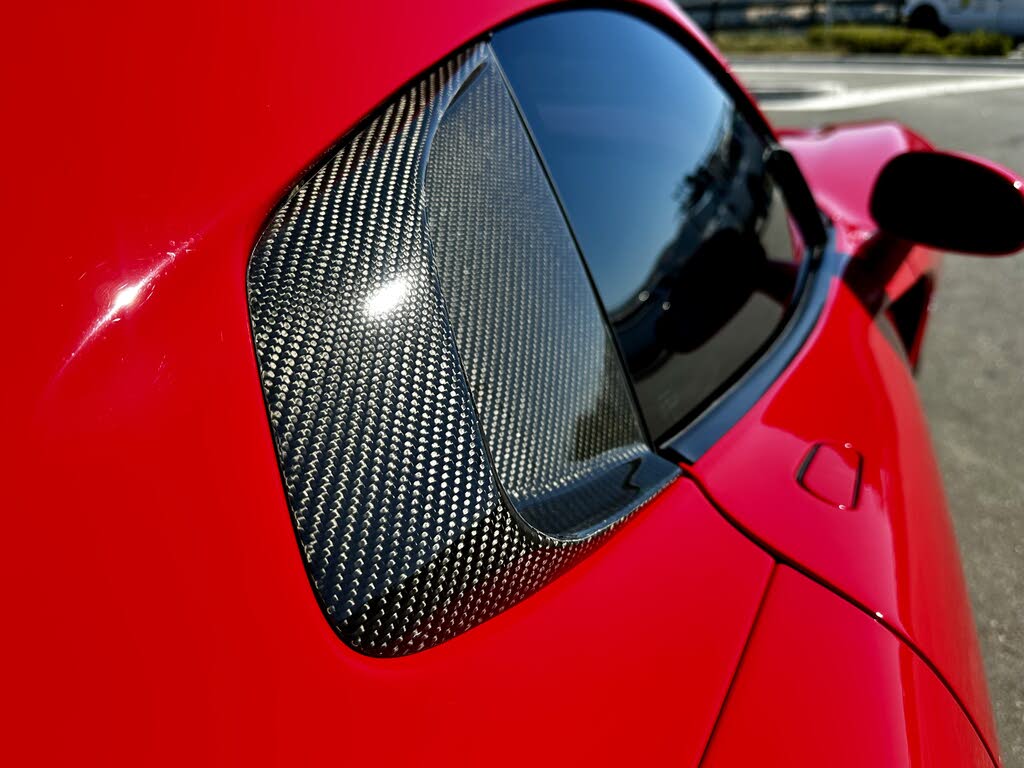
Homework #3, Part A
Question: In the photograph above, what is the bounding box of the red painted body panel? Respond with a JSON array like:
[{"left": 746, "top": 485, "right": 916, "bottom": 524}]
[
  {"left": 797, "top": 441, "right": 863, "bottom": 510},
  {"left": 5, "top": 469, "right": 772, "bottom": 764},
  {"left": 778, "top": 122, "right": 933, "bottom": 253},
  {"left": 703, "top": 567, "right": 994, "bottom": 768},
  {"left": 779, "top": 123, "right": 943, "bottom": 313},
  {"left": 698, "top": 120, "right": 998, "bottom": 758},
  {"left": 1, "top": 2, "right": 766, "bottom": 764},
  {"left": 691, "top": 269, "right": 998, "bottom": 758},
  {"left": 0, "top": 0, "right": 1000, "bottom": 764}
]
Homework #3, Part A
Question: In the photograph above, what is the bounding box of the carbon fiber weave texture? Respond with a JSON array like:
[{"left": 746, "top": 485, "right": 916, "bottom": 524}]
[
  {"left": 424, "top": 62, "right": 677, "bottom": 538},
  {"left": 247, "top": 44, "right": 678, "bottom": 656}
]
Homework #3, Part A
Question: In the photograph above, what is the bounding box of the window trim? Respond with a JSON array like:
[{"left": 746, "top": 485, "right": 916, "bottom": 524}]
[
  {"left": 662, "top": 236, "right": 840, "bottom": 463},
  {"left": 490, "top": 4, "right": 832, "bottom": 462}
]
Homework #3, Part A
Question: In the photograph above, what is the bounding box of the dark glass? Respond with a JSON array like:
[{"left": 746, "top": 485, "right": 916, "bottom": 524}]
[{"left": 493, "top": 10, "right": 802, "bottom": 440}]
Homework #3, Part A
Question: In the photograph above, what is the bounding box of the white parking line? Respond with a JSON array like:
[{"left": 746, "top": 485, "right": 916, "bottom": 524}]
[
  {"left": 733, "top": 63, "right": 1024, "bottom": 111},
  {"left": 760, "top": 76, "right": 1024, "bottom": 110},
  {"left": 733, "top": 63, "right": 1024, "bottom": 78}
]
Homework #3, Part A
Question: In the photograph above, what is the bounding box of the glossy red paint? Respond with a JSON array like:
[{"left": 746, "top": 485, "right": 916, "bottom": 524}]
[
  {"left": 703, "top": 567, "right": 994, "bottom": 767},
  {"left": 797, "top": 441, "right": 863, "bottom": 510},
  {"left": 1, "top": 0, "right": 1003, "bottom": 765},
  {"left": 699, "top": 119, "right": 1000, "bottom": 758},
  {"left": 778, "top": 122, "right": 944, "bottom": 312},
  {"left": 778, "top": 122, "right": 933, "bottom": 253},
  {"left": 691, "top": 253, "right": 999, "bottom": 758},
  {"left": 6, "top": 464, "right": 773, "bottom": 765},
  {"left": 2, "top": 1, "right": 762, "bottom": 764}
]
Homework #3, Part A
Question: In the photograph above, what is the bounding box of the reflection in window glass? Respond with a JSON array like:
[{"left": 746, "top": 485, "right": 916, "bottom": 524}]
[{"left": 494, "top": 10, "right": 802, "bottom": 440}]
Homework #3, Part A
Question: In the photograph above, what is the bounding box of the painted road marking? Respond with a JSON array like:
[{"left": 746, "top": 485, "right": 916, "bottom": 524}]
[
  {"left": 733, "top": 63, "right": 1024, "bottom": 78},
  {"left": 733, "top": 63, "right": 1024, "bottom": 111}
]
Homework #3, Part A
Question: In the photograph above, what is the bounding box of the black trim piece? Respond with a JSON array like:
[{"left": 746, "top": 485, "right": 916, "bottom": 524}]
[
  {"left": 877, "top": 311, "right": 913, "bottom": 368},
  {"left": 794, "top": 443, "right": 820, "bottom": 487},
  {"left": 663, "top": 235, "right": 844, "bottom": 463},
  {"left": 886, "top": 273, "right": 933, "bottom": 371},
  {"left": 765, "top": 145, "right": 829, "bottom": 251}
]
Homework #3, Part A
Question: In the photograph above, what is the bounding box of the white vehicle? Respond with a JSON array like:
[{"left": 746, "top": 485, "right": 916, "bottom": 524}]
[{"left": 905, "top": 0, "right": 1024, "bottom": 37}]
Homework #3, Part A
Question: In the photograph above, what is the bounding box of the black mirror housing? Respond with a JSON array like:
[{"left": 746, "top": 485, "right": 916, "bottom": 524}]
[{"left": 870, "top": 151, "right": 1024, "bottom": 256}]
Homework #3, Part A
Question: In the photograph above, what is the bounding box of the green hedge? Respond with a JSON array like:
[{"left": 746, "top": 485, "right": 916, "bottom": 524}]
[
  {"left": 714, "top": 25, "right": 1013, "bottom": 57},
  {"left": 807, "top": 25, "right": 1012, "bottom": 56},
  {"left": 711, "top": 31, "right": 818, "bottom": 54},
  {"left": 943, "top": 29, "right": 1016, "bottom": 56}
]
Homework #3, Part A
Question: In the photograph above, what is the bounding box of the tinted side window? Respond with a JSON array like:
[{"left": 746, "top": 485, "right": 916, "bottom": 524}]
[{"left": 494, "top": 10, "right": 802, "bottom": 440}]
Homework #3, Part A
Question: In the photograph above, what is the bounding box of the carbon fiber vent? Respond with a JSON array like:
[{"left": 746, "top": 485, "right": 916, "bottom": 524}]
[
  {"left": 424, "top": 62, "right": 677, "bottom": 538},
  {"left": 247, "top": 44, "right": 679, "bottom": 656}
]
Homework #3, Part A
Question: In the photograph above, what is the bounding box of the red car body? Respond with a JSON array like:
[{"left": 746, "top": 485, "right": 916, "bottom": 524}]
[{"left": 1, "top": 0, "right": 1013, "bottom": 765}]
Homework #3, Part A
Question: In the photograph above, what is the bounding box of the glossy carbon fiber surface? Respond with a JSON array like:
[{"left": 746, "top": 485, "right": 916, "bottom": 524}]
[
  {"left": 424, "top": 63, "right": 677, "bottom": 537},
  {"left": 247, "top": 44, "right": 679, "bottom": 656}
]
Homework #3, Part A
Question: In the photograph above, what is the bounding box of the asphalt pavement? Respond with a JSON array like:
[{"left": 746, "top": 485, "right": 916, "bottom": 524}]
[{"left": 731, "top": 55, "right": 1024, "bottom": 765}]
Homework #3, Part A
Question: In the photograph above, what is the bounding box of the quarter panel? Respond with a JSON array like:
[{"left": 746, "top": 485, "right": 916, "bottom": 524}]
[
  {"left": 691, "top": 274, "right": 998, "bottom": 758},
  {"left": 702, "top": 567, "right": 994, "bottom": 768},
  {"left": 1, "top": 0, "right": 765, "bottom": 762},
  {"left": 6, "top": 442, "right": 773, "bottom": 764}
]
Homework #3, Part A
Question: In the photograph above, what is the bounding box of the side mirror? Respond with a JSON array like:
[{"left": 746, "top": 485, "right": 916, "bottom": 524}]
[{"left": 870, "top": 151, "right": 1024, "bottom": 256}]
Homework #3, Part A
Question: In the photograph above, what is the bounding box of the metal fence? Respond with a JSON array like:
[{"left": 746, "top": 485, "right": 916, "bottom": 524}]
[{"left": 676, "top": 0, "right": 905, "bottom": 34}]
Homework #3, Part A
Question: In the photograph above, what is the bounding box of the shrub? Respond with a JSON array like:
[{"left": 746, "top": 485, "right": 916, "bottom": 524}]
[
  {"left": 809, "top": 25, "right": 910, "bottom": 54},
  {"left": 808, "top": 24, "right": 1012, "bottom": 56},
  {"left": 943, "top": 29, "right": 1013, "bottom": 57},
  {"left": 901, "top": 33, "right": 946, "bottom": 56},
  {"left": 711, "top": 31, "right": 818, "bottom": 54},
  {"left": 716, "top": 25, "right": 1014, "bottom": 57}
]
